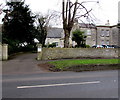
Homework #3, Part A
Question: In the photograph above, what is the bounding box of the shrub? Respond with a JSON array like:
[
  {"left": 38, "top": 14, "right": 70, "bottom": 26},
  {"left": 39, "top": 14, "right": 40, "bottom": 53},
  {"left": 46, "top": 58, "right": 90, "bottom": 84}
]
[
  {"left": 85, "top": 45, "right": 90, "bottom": 48},
  {"left": 48, "top": 43, "right": 56, "bottom": 48}
]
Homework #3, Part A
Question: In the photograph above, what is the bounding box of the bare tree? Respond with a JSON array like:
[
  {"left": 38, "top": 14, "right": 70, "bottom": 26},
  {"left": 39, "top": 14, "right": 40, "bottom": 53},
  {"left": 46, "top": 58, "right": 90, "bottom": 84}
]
[
  {"left": 62, "top": 0, "right": 98, "bottom": 48},
  {"left": 0, "top": 4, "right": 2, "bottom": 15},
  {"left": 0, "top": 3, "right": 5, "bottom": 15},
  {"left": 35, "top": 11, "right": 57, "bottom": 47},
  {"left": 35, "top": 11, "right": 59, "bottom": 29}
]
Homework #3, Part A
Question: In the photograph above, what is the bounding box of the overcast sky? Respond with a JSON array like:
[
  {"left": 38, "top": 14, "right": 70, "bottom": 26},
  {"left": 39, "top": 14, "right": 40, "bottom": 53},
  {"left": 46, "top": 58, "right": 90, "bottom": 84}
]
[{"left": 0, "top": 0, "right": 119, "bottom": 26}]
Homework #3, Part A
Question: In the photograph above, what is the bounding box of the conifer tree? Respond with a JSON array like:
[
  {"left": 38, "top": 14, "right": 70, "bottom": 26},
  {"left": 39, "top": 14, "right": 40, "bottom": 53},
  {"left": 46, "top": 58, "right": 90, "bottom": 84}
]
[{"left": 2, "top": 1, "right": 36, "bottom": 47}]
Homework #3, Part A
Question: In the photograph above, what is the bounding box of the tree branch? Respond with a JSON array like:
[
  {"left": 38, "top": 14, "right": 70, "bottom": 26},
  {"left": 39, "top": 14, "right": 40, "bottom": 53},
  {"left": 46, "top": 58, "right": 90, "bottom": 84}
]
[
  {"left": 68, "top": 0, "right": 71, "bottom": 26},
  {"left": 71, "top": 0, "right": 78, "bottom": 23},
  {"left": 66, "top": 0, "right": 69, "bottom": 23},
  {"left": 75, "top": 9, "right": 92, "bottom": 19},
  {"left": 62, "top": 0, "right": 65, "bottom": 20}
]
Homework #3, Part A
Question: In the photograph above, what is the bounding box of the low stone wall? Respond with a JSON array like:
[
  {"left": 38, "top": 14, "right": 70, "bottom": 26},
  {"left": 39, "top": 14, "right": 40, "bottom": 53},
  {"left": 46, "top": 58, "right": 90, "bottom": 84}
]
[
  {"left": 0, "top": 45, "right": 2, "bottom": 60},
  {"left": 41, "top": 48, "right": 119, "bottom": 60},
  {"left": 0, "top": 44, "right": 8, "bottom": 60}
]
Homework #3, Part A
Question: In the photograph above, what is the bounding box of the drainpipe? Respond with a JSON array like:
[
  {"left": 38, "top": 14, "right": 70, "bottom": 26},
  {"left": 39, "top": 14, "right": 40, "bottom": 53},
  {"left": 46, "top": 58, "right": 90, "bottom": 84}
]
[
  {"left": 118, "top": 23, "right": 120, "bottom": 46},
  {"left": 95, "top": 27, "right": 97, "bottom": 45},
  {"left": 118, "top": 1, "right": 120, "bottom": 47}
]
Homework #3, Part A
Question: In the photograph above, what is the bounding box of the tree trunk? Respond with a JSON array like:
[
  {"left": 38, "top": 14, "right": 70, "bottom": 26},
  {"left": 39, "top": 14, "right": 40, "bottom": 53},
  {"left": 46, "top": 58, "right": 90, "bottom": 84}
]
[{"left": 64, "top": 29, "right": 70, "bottom": 48}]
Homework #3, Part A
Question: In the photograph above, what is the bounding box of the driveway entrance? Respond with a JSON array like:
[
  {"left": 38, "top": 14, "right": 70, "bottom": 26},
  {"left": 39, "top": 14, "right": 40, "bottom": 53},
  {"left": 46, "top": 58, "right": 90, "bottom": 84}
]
[{"left": 2, "top": 53, "right": 49, "bottom": 75}]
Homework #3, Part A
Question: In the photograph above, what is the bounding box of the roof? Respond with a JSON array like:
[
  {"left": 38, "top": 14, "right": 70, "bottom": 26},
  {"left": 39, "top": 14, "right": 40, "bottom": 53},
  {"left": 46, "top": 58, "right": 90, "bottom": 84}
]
[
  {"left": 79, "top": 23, "right": 96, "bottom": 29},
  {"left": 47, "top": 28, "right": 63, "bottom": 38},
  {"left": 79, "top": 23, "right": 118, "bottom": 29},
  {"left": 96, "top": 25, "right": 118, "bottom": 28}
]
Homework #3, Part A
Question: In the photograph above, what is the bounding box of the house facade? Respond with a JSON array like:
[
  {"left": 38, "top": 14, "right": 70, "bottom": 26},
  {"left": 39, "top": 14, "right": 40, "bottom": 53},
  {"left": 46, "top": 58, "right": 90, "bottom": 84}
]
[
  {"left": 78, "top": 23, "right": 97, "bottom": 46},
  {"left": 96, "top": 25, "right": 119, "bottom": 46}
]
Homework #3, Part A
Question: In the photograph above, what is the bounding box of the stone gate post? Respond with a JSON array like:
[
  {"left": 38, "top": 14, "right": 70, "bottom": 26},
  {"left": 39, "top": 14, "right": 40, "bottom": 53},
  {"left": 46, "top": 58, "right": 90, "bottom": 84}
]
[
  {"left": 2, "top": 44, "right": 8, "bottom": 60},
  {"left": 37, "top": 44, "right": 42, "bottom": 60}
]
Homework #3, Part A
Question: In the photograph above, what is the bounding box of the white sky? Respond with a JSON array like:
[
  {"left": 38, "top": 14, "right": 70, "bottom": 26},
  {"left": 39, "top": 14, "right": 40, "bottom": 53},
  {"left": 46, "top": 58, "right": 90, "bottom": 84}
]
[{"left": 0, "top": 0, "right": 119, "bottom": 26}]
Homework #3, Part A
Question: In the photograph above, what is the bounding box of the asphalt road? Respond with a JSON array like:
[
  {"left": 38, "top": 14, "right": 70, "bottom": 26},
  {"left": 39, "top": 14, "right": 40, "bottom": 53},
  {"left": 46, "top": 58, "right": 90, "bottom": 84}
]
[{"left": 2, "top": 70, "right": 119, "bottom": 98}]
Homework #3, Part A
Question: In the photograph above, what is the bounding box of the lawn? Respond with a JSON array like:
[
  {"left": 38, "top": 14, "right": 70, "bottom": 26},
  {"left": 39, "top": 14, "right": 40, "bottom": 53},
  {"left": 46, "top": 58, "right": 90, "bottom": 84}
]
[{"left": 48, "top": 59, "right": 120, "bottom": 70}]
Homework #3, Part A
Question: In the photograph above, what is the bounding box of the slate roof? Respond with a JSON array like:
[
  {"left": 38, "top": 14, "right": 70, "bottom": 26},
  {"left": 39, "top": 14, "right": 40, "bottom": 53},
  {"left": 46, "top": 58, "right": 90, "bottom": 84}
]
[
  {"left": 79, "top": 23, "right": 96, "bottom": 29},
  {"left": 47, "top": 28, "right": 63, "bottom": 38}
]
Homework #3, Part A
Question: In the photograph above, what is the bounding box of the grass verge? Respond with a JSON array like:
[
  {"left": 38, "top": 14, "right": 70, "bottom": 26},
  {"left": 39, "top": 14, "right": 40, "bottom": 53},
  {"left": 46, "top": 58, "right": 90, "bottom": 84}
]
[{"left": 47, "top": 59, "right": 120, "bottom": 72}]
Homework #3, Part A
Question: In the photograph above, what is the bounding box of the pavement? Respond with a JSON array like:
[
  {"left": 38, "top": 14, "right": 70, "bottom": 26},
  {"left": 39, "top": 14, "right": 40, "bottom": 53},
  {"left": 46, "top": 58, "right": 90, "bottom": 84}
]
[{"left": 2, "top": 52, "right": 50, "bottom": 75}]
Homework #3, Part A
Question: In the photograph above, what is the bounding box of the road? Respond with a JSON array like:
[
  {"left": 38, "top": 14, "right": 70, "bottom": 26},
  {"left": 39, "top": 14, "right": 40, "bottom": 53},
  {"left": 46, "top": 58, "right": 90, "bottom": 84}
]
[{"left": 2, "top": 70, "right": 119, "bottom": 98}]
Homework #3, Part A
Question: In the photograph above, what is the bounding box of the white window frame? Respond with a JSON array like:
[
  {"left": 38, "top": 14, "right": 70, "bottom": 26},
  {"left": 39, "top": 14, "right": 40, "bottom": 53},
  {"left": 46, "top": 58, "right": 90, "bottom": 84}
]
[
  {"left": 106, "top": 30, "right": 110, "bottom": 37},
  {"left": 101, "top": 29, "right": 104, "bottom": 37}
]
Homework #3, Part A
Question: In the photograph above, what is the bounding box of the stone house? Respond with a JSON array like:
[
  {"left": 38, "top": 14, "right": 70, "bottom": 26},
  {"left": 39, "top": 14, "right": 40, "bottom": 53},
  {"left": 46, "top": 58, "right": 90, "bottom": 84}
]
[
  {"left": 45, "top": 23, "right": 119, "bottom": 47},
  {"left": 45, "top": 23, "right": 97, "bottom": 47},
  {"left": 96, "top": 25, "right": 119, "bottom": 46},
  {"left": 45, "top": 28, "right": 64, "bottom": 48},
  {"left": 74, "top": 22, "right": 119, "bottom": 46},
  {"left": 45, "top": 23, "right": 81, "bottom": 47}
]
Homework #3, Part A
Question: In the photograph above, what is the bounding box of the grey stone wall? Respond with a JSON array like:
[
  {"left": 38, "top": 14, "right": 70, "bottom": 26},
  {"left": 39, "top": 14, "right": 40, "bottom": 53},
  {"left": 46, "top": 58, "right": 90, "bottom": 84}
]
[
  {"left": 112, "top": 27, "right": 119, "bottom": 45},
  {"left": 0, "top": 44, "right": 2, "bottom": 60},
  {"left": 78, "top": 27, "right": 97, "bottom": 46},
  {"left": 96, "top": 26, "right": 112, "bottom": 45},
  {"left": 96, "top": 26, "right": 118, "bottom": 46},
  {"left": 41, "top": 48, "right": 119, "bottom": 60}
]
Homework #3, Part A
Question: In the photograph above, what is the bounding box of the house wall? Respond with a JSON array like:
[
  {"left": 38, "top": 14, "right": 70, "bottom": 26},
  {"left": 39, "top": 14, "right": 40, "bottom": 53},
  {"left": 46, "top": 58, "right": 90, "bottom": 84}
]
[
  {"left": 69, "top": 23, "right": 97, "bottom": 47},
  {"left": 96, "top": 26, "right": 112, "bottom": 45},
  {"left": 41, "top": 48, "right": 119, "bottom": 60},
  {"left": 45, "top": 38, "right": 64, "bottom": 48},
  {"left": 111, "top": 26, "right": 119, "bottom": 45},
  {"left": 80, "top": 28, "right": 97, "bottom": 46}
]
